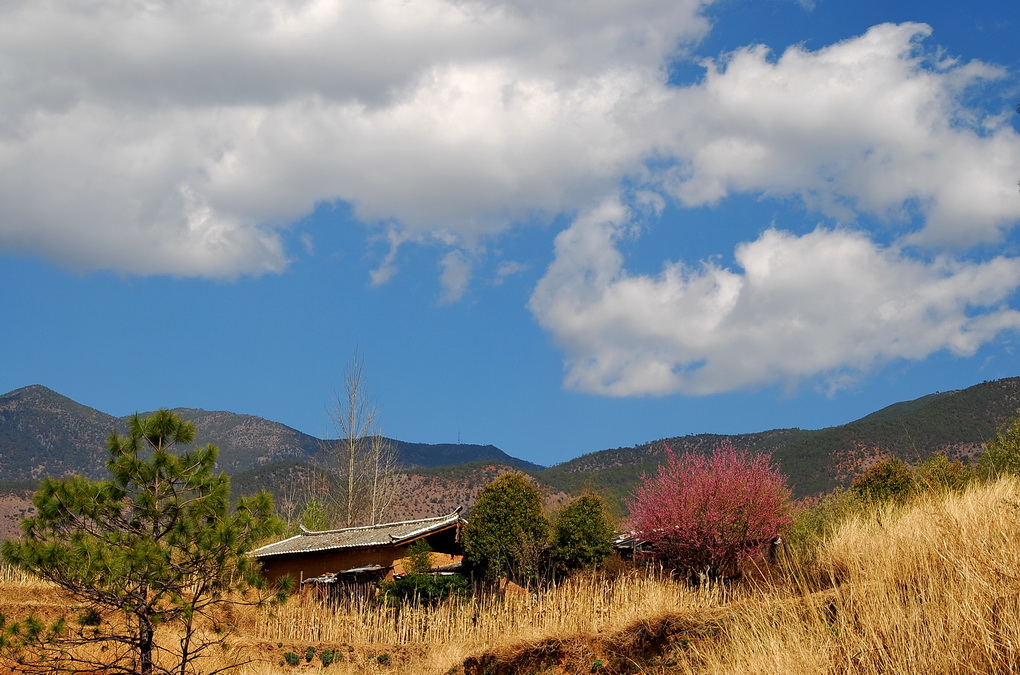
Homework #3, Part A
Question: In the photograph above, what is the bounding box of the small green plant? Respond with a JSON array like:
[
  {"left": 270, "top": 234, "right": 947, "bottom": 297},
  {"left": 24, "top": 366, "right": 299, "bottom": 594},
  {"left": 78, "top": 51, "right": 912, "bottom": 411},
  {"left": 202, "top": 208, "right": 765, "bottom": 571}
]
[
  {"left": 305, "top": 645, "right": 315, "bottom": 662},
  {"left": 283, "top": 651, "right": 300, "bottom": 666},
  {"left": 405, "top": 539, "right": 433, "bottom": 575},
  {"left": 377, "top": 652, "right": 392, "bottom": 666},
  {"left": 591, "top": 658, "right": 605, "bottom": 671},
  {"left": 321, "top": 648, "right": 342, "bottom": 666}
]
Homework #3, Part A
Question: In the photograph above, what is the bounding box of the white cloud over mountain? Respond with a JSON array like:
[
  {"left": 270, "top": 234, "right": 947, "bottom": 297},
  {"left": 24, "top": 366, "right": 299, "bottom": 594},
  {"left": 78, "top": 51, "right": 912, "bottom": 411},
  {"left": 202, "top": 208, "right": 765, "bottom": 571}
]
[
  {"left": 2, "top": 2, "right": 1018, "bottom": 394},
  {"left": 530, "top": 198, "right": 1020, "bottom": 396}
]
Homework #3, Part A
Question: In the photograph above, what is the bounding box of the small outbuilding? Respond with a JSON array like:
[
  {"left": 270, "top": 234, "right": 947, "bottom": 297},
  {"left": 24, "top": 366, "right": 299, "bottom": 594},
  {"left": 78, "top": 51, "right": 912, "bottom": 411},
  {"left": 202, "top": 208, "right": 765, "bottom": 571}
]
[{"left": 251, "top": 508, "right": 466, "bottom": 587}]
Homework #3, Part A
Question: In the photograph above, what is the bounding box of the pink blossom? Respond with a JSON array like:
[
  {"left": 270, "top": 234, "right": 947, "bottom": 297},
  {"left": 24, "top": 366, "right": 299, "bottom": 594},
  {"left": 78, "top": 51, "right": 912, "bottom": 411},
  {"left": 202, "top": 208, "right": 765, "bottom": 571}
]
[{"left": 627, "top": 442, "right": 791, "bottom": 578}]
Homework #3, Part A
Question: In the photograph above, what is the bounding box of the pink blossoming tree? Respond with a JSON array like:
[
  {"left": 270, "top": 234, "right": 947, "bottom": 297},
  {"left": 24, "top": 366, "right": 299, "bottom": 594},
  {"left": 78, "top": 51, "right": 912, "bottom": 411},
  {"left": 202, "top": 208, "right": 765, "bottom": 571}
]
[{"left": 628, "top": 442, "right": 792, "bottom": 581}]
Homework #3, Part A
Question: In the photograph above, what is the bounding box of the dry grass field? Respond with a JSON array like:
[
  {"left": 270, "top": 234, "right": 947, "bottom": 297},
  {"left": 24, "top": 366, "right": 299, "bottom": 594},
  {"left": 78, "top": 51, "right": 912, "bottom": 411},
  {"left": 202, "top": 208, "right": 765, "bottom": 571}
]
[{"left": 2, "top": 477, "right": 1020, "bottom": 673}]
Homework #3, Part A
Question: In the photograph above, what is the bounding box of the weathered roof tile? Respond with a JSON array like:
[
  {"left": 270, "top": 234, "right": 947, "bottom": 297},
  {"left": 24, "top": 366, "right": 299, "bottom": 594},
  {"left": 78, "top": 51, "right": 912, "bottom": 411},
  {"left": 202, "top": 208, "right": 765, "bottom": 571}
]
[{"left": 251, "top": 507, "right": 464, "bottom": 558}]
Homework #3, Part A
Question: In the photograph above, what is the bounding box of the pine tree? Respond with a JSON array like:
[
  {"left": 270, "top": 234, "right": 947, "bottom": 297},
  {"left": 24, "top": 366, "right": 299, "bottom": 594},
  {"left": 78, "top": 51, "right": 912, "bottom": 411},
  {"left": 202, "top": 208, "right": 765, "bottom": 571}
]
[{"left": 1, "top": 410, "right": 287, "bottom": 675}]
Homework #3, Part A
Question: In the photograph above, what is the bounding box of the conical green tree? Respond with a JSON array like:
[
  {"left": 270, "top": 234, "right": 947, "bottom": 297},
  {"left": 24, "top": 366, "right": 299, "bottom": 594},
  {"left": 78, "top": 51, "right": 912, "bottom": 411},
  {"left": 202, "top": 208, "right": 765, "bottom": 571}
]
[
  {"left": 550, "top": 492, "right": 615, "bottom": 576},
  {"left": 1, "top": 410, "right": 287, "bottom": 675},
  {"left": 462, "top": 473, "right": 549, "bottom": 587}
]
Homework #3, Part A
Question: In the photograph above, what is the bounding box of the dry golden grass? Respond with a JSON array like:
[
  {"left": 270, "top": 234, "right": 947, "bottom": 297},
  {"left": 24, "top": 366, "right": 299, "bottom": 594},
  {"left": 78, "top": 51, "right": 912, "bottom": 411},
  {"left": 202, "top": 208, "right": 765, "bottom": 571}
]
[
  {"left": 653, "top": 476, "right": 1020, "bottom": 674},
  {"left": 231, "top": 570, "right": 731, "bottom": 673},
  {"left": 4, "top": 477, "right": 1020, "bottom": 673}
]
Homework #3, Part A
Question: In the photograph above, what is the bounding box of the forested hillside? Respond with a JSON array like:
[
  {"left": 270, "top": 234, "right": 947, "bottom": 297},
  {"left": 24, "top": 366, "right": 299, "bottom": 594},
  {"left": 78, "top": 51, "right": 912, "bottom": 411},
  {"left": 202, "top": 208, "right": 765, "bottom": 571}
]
[{"left": 537, "top": 378, "right": 1020, "bottom": 502}]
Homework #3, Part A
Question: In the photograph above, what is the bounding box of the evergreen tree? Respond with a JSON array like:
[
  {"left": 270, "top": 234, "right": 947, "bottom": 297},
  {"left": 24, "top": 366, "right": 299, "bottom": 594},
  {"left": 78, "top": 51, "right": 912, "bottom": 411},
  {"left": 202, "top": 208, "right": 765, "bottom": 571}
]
[
  {"left": 0, "top": 410, "right": 287, "bottom": 675},
  {"left": 462, "top": 473, "right": 549, "bottom": 586},
  {"left": 550, "top": 492, "right": 615, "bottom": 575}
]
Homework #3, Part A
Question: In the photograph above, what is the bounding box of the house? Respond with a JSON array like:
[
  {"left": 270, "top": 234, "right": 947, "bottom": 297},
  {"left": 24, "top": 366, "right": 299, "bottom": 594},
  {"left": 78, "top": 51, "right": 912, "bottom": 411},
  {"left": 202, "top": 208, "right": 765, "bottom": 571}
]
[{"left": 251, "top": 507, "right": 467, "bottom": 587}]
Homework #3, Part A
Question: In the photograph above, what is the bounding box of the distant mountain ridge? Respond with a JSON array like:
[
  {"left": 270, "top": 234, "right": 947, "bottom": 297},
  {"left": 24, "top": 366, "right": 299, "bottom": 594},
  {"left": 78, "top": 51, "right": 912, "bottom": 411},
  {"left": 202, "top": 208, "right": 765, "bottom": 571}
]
[
  {"left": 0, "top": 385, "right": 541, "bottom": 482},
  {"left": 2, "top": 377, "right": 1019, "bottom": 521},
  {"left": 538, "top": 377, "right": 1020, "bottom": 503}
]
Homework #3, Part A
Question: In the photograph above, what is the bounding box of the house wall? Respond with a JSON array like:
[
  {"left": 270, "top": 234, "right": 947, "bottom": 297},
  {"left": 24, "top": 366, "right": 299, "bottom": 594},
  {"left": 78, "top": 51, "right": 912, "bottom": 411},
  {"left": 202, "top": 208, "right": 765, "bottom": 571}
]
[
  {"left": 260, "top": 545, "right": 408, "bottom": 585},
  {"left": 258, "top": 528, "right": 463, "bottom": 585}
]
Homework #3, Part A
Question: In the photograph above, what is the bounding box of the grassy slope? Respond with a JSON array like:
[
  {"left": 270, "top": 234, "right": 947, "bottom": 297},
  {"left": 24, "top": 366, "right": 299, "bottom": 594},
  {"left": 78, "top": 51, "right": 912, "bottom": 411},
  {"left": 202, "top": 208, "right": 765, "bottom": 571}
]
[{"left": 462, "top": 476, "right": 1020, "bottom": 674}]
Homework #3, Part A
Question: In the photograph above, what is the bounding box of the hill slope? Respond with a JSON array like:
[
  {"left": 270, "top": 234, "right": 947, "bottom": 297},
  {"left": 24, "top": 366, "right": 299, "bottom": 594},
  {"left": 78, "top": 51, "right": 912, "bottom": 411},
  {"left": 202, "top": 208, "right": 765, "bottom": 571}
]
[
  {"left": 0, "top": 385, "right": 119, "bottom": 480},
  {"left": 0, "top": 386, "right": 541, "bottom": 481},
  {"left": 537, "top": 377, "right": 1020, "bottom": 501},
  {"left": 2, "top": 377, "right": 1019, "bottom": 527}
]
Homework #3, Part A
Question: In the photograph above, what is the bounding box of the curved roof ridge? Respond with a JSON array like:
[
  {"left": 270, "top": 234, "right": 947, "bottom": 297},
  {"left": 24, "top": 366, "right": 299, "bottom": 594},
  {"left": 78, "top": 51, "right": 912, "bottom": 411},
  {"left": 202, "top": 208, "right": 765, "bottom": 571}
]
[{"left": 297, "top": 506, "right": 463, "bottom": 536}]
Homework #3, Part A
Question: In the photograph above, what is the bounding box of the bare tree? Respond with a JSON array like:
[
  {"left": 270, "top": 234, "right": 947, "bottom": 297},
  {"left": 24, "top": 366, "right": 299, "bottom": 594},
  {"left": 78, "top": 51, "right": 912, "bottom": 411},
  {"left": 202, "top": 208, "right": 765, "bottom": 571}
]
[
  {"left": 322, "top": 350, "right": 400, "bottom": 527},
  {"left": 367, "top": 432, "right": 400, "bottom": 525}
]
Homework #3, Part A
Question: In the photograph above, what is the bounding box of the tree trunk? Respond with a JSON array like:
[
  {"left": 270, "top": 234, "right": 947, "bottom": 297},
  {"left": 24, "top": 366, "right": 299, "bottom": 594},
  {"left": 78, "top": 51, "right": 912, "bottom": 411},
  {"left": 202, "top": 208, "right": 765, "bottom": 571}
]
[{"left": 139, "top": 614, "right": 155, "bottom": 675}]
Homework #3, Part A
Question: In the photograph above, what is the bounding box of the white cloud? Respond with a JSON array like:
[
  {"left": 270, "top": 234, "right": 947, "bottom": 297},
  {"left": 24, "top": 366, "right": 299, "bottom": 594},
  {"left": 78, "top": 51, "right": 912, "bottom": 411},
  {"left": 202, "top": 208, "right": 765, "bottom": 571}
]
[
  {"left": 11, "top": 4, "right": 1017, "bottom": 281},
  {"left": 494, "top": 260, "right": 528, "bottom": 284},
  {"left": 0, "top": 0, "right": 709, "bottom": 277},
  {"left": 530, "top": 199, "right": 1020, "bottom": 396},
  {"left": 439, "top": 249, "right": 472, "bottom": 304},
  {"left": 661, "top": 22, "right": 1020, "bottom": 247},
  {"left": 3, "top": 2, "right": 1020, "bottom": 408}
]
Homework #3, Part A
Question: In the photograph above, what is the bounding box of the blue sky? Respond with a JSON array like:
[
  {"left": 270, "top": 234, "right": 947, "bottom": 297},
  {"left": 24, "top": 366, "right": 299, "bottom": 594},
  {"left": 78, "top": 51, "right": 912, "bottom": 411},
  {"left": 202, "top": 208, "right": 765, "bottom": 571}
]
[{"left": 2, "top": 0, "right": 1019, "bottom": 468}]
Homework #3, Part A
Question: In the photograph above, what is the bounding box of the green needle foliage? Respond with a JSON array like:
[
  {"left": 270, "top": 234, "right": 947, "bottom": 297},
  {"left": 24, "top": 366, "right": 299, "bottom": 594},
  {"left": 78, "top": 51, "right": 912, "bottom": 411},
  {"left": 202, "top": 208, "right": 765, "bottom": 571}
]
[{"left": 0, "top": 410, "right": 288, "bottom": 675}]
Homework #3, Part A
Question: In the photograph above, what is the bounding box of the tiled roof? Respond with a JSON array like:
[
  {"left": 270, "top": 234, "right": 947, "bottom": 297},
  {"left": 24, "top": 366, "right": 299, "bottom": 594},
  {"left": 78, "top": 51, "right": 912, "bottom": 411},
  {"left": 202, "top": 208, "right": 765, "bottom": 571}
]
[{"left": 251, "top": 508, "right": 465, "bottom": 558}]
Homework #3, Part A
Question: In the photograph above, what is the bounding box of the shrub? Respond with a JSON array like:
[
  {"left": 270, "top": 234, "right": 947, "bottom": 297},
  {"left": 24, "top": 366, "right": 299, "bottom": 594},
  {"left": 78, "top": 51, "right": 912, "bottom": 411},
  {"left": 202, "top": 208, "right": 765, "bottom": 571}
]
[
  {"left": 978, "top": 413, "right": 1020, "bottom": 479},
  {"left": 786, "top": 488, "right": 863, "bottom": 554},
  {"left": 380, "top": 539, "right": 470, "bottom": 605},
  {"left": 283, "top": 651, "right": 300, "bottom": 666},
  {"left": 914, "top": 454, "right": 974, "bottom": 494},
  {"left": 627, "top": 442, "right": 792, "bottom": 581},
  {"left": 378, "top": 573, "right": 469, "bottom": 607},
  {"left": 850, "top": 458, "right": 914, "bottom": 503},
  {"left": 405, "top": 539, "right": 433, "bottom": 576},
  {"left": 550, "top": 492, "right": 615, "bottom": 575},
  {"left": 320, "top": 648, "right": 340, "bottom": 666}
]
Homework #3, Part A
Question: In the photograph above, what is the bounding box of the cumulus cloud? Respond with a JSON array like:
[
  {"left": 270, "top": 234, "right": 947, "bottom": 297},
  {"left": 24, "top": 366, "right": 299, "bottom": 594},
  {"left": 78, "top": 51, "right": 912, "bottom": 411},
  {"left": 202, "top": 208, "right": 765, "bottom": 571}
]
[
  {"left": 530, "top": 199, "right": 1020, "bottom": 396},
  {"left": 0, "top": 0, "right": 709, "bottom": 277},
  {"left": 7, "top": 3, "right": 1017, "bottom": 280},
  {"left": 3, "top": 4, "right": 1020, "bottom": 395},
  {"left": 661, "top": 22, "right": 1020, "bottom": 247}
]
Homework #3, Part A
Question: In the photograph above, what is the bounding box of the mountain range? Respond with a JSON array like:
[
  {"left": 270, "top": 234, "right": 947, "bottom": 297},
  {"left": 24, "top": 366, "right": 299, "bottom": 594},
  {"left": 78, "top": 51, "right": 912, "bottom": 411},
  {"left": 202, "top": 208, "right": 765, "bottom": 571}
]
[{"left": 1, "top": 377, "right": 1019, "bottom": 539}]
